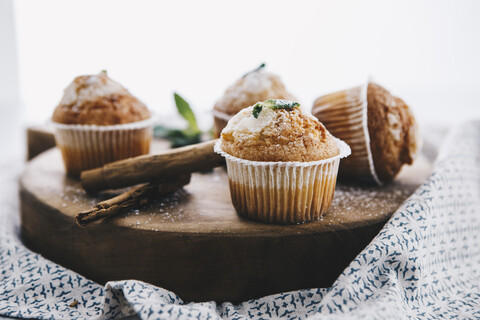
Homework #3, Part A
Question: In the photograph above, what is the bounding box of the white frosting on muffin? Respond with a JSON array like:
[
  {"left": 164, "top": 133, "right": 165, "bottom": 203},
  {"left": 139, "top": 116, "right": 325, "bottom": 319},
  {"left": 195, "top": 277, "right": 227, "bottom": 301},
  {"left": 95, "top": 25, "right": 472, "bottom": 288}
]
[
  {"left": 214, "top": 69, "right": 295, "bottom": 116},
  {"left": 223, "top": 105, "right": 277, "bottom": 135},
  {"left": 224, "top": 71, "right": 276, "bottom": 100},
  {"left": 60, "top": 72, "right": 126, "bottom": 106}
]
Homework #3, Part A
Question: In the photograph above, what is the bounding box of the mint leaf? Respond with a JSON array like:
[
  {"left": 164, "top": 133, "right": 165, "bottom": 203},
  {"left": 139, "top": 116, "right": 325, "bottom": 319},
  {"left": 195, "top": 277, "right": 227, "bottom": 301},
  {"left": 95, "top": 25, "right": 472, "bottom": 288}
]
[
  {"left": 242, "top": 63, "right": 266, "bottom": 78},
  {"left": 263, "top": 99, "right": 300, "bottom": 110},
  {"left": 154, "top": 125, "right": 201, "bottom": 148},
  {"left": 252, "top": 100, "right": 299, "bottom": 118},
  {"left": 154, "top": 93, "right": 204, "bottom": 148},
  {"left": 252, "top": 103, "right": 263, "bottom": 118},
  {"left": 174, "top": 92, "right": 199, "bottom": 133}
]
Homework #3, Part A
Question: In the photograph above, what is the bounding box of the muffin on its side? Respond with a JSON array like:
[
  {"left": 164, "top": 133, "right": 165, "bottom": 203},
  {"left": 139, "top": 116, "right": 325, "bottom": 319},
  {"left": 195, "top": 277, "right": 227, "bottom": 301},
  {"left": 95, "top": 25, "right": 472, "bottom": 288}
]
[
  {"left": 366, "top": 83, "right": 420, "bottom": 181},
  {"left": 312, "top": 82, "right": 420, "bottom": 184},
  {"left": 215, "top": 99, "right": 350, "bottom": 224},
  {"left": 52, "top": 72, "right": 153, "bottom": 178},
  {"left": 213, "top": 64, "right": 295, "bottom": 137}
]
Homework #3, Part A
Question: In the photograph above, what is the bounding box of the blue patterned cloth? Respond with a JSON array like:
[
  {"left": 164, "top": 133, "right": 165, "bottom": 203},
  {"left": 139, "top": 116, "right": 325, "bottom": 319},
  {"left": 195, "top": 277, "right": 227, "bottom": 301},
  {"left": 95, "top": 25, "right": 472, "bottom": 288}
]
[{"left": 1, "top": 121, "right": 480, "bottom": 319}]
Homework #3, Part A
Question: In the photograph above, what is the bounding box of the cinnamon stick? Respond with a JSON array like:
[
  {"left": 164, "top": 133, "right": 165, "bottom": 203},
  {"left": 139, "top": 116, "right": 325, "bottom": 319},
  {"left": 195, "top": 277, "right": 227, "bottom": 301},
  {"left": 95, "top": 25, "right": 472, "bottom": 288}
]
[
  {"left": 76, "top": 174, "right": 191, "bottom": 227},
  {"left": 81, "top": 139, "right": 223, "bottom": 194}
]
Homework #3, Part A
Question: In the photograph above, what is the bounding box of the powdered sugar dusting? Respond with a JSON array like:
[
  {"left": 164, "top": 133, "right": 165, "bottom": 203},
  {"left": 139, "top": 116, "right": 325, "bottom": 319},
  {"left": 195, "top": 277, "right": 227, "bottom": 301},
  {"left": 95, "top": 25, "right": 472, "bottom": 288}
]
[
  {"left": 124, "top": 189, "right": 192, "bottom": 227},
  {"left": 223, "top": 106, "right": 277, "bottom": 135},
  {"left": 325, "top": 183, "right": 412, "bottom": 224},
  {"left": 60, "top": 72, "right": 127, "bottom": 106},
  {"left": 223, "top": 70, "right": 275, "bottom": 102}
]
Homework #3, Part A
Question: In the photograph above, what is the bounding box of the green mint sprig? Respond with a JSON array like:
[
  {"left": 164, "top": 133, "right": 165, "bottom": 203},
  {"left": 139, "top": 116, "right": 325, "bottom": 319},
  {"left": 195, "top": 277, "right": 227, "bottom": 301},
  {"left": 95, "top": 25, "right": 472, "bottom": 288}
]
[
  {"left": 174, "top": 92, "right": 200, "bottom": 133},
  {"left": 252, "top": 99, "right": 300, "bottom": 118},
  {"left": 242, "top": 63, "right": 266, "bottom": 78},
  {"left": 154, "top": 92, "right": 202, "bottom": 148},
  {"left": 252, "top": 103, "right": 263, "bottom": 118}
]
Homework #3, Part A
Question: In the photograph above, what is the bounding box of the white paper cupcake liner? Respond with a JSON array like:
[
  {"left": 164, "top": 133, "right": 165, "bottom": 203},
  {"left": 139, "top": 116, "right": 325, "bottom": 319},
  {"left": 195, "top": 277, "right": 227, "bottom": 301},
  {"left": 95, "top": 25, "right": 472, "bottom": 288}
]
[
  {"left": 312, "top": 83, "right": 381, "bottom": 185},
  {"left": 52, "top": 117, "right": 154, "bottom": 178},
  {"left": 214, "top": 138, "right": 351, "bottom": 224}
]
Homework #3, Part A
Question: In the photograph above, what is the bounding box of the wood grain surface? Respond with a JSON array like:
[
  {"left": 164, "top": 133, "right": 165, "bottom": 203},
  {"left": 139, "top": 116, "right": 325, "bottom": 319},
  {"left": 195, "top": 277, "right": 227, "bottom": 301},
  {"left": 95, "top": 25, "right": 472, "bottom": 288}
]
[{"left": 19, "top": 145, "right": 432, "bottom": 302}]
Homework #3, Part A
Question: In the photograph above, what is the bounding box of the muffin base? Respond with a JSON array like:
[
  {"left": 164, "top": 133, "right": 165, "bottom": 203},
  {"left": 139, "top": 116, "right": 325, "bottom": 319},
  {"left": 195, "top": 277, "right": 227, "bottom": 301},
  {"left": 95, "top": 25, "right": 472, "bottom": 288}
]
[
  {"left": 53, "top": 118, "right": 153, "bottom": 178},
  {"left": 215, "top": 139, "right": 350, "bottom": 224}
]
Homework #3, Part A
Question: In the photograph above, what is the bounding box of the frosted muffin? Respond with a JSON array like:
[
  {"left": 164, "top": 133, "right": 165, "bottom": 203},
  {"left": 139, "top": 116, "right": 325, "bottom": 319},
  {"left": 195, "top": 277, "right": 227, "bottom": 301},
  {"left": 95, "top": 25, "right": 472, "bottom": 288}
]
[
  {"left": 215, "top": 99, "right": 351, "bottom": 224},
  {"left": 213, "top": 64, "right": 295, "bottom": 137},
  {"left": 52, "top": 72, "right": 153, "bottom": 177},
  {"left": 312, "top": 82, "right": 420, "bottom": 184}
]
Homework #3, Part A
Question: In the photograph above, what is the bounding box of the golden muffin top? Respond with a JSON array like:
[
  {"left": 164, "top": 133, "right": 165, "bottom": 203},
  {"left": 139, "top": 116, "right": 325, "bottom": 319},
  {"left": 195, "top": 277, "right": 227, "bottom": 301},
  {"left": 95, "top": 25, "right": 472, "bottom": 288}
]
[
  {"left": 220, "top": 99, "right": 339, "bottom": 162},
  {"left": 52, "top": 71, "right": 150, "bottom": 125}
]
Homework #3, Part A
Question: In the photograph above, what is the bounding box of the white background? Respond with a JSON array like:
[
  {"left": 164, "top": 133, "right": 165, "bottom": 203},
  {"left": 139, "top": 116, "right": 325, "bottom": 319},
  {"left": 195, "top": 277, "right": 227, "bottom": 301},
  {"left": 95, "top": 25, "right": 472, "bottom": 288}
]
[{"left": 1, "top": 0, "right": 480, "bottom": 159}]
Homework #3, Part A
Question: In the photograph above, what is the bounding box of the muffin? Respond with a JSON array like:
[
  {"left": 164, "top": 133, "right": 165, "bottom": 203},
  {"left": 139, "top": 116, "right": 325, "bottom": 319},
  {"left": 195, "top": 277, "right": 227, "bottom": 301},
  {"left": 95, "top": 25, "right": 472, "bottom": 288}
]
[
  {"left": 312, "top": 82, "right": 420, "bottom": 184},
  {"left": 213, "top": 64, "right": 295, "bottom": 137},
  {"left": 215, "top": 99, "right": 351, "bottom": 224},
  {"left": 52, "top": 71, "right": 153, "bottom": 178}
]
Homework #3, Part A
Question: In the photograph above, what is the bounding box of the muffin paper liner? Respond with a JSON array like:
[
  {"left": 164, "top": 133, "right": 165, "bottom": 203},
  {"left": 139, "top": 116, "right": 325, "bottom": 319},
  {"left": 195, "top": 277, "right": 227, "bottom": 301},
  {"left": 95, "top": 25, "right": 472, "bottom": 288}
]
[
  {"left": 52, "top": 117, "right": 153, "bottom": 178},
  {"left": 312, "top": 83, "right": 381, "bottom": 185},
  {"left": 214, "top": 138, "right": 351, "bottom": 224}
]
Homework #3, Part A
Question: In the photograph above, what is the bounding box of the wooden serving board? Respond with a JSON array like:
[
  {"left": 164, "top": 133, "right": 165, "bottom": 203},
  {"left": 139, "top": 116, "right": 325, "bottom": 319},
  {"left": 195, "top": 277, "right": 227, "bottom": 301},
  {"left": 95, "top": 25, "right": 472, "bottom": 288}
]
[{"left": 19, "top": 144, "right": 432, "bottom": 302}]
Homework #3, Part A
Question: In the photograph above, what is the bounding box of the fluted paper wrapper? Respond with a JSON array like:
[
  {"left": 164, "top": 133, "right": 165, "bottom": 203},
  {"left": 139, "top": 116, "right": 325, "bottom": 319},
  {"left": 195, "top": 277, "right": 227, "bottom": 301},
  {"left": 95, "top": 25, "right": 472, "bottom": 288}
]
[
  {"left": 52, "top": 118, "right": 153, "bottom": 178},
  {"left": 312, "top": 84, "right": 381, "bottom": 185},
  {"left": 214, "top": 139, "right": 350, "bottom": 224}
]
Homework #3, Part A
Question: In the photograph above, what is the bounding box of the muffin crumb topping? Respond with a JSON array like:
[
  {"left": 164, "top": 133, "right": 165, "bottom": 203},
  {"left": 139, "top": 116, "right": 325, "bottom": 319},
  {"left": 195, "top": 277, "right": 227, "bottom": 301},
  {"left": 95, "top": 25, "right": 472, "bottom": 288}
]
[
  {"left": 52, "top": 72, "right": 150, "bottom": 125},
  {"left": 221, "top": 101, "right": 339, "bottom": 162}
]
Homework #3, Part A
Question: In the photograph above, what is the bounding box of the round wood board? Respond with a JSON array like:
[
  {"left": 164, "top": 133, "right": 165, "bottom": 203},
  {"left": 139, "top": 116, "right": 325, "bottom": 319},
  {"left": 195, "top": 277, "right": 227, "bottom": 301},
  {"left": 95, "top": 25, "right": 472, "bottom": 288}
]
[{"left": 19, "top": 143, "right": 432, "bottom": 302}]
